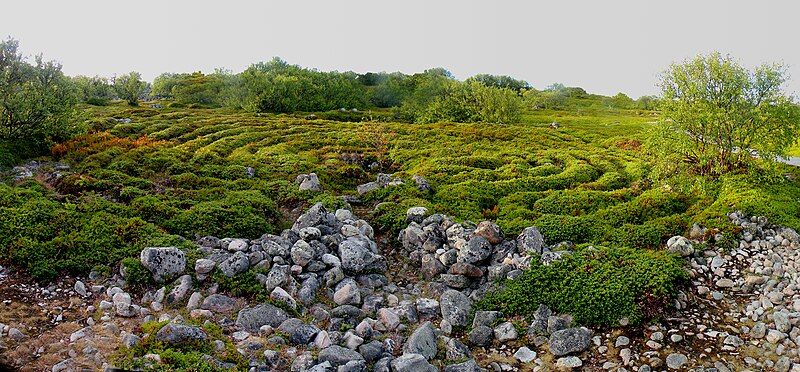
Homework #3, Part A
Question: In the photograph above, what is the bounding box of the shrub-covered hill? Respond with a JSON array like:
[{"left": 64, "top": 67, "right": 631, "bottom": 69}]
[{"left": 3, "top": 101, "right": 800, "bottom": 281}]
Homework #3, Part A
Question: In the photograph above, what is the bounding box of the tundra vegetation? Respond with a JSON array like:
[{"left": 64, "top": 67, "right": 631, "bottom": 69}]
[{"left": 1, "top": 39, "right": 800, "bottom": 369}]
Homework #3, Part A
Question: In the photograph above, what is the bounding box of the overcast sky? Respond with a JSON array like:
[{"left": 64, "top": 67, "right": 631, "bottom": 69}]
[{"left": 3, "top": 0, "right": 798, "bottom": 98}]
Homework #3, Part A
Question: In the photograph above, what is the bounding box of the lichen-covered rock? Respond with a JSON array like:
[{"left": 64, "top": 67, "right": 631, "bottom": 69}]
[
  {"left": 155, "top": 324, "right": 207, "bottom": 345},
  {"left": 201, "top": 294, "right": 237, "bottom": 313},
  {"left": 457, "top": 236, "right": 492, "bottom": 264},
  {"left": 235, "top": 304, "right": 290, "bottom": 332},
  {"left": 292, "top": 203, "right": 330, "bottom": 231},
  {"left": 166, "top": 275, "right": 192, "bottom": 305},
  {"left": 444, "top": 359, "right": 482, "bottom": 372},
  {"left": 413, "top": 175, "right": 431, "bottom": 192},
  {"left": 440, "top": 289, "right": 472, "bottom": 330},
  {"left": 140, "top": 247, "right": 186, "bottom": 282},
  {"left": 296, "top": 173, "right": 323, "bottom": 192},
  {"left": 218, "top": 251, "right": 249, "bottom": 277},
  {"left": 338, "top": 237, "right": 386, "bottom": 275},
  {"left": 318, "top": 345, "right": 365, "bottom": 367},
  {"left": 517, "top": 227, "right": 545, "bottom": 254},
  {"left": 548, "top": 327, "right": 591, "bottom": 357},
  {"left": 406, "top": 207, "right": 429, "bottom": 224},
  {"left": 391, "top": 353, "right": 436, "bottom": 372},
  {"left": 404, "top": 322, "right": 437, "bottom": 360}
]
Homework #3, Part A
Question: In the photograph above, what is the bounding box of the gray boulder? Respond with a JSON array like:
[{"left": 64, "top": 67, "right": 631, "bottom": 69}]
[
  {"left": 297, "top": 173, "right": 323, "bottom": 192},
  {"left": 318, "top": 345, "right": 365, "bottom": 367},
  {"left": 494, "top": 321, "right": 518, "bottom": 342},
  {"left": 155, "top": 324, "right": 207, "bottom": 345},
  {"left": 338, "top": 237, "right": 386, "bottom": 275},
  {"left": 548, "top": 327, "right": 591, "bottom": 357},
  {"left": 291, "top": 240, "right": 315, "bottom": 267},
  {"left": 218, "top": 251, "right": 249, "bottom": 277},
  {"left": 391, "top": 354, "right": 436, "bottom": 372},
  {"left": 469, "top": 325, "right": 493, "bottom": 346},
  {"left": 404, "top": 322, "right": 437, "bottom": 360},
  {"left": 140, "top": 247, "right": 186, "bottom": 282},
  {"left": 262, "top": 264, "right": 291, "bottom": 292},
  {"left": 517, "top": 227, "right": 545, "bottom": 254},
  {"left": 290, "top": 324, "right": 320, "bottom": 345},
  {"left": 357, "top": 181, "right": 381, "bottom": 195},
  {"left": 413, "top": 175, "right": 431, "bottom": 192},
  {"left": 440, "top": 289, "right": 472, "bottom": 330},
  {"left": 166, "top": 275, "right": 192, "bottom": 305},
  {"left": 293, "top": 203, "right": 330, "bottom": 231},
  {"left": 235, "top": 304, "right": 289, "bottom": 332},
  {"left": 201, "top": 294, "right": 237, "bottom": 313},
  {"left": 444, "top": 359, "right": 483, "bottom": 372},
  {"left": 458, "top": 236, "right": 492, "bottom": 264},
  {"left": 406, "top": 207, "right": 429, "bottom": 224}
]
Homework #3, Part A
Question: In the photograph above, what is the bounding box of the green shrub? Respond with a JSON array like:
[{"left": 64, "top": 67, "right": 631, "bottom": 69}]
[
  {"left": 166, "top": 190, "right": 278, "bottom": 239},
  {"left": 533, "top": 214, "right": 607, "bottom": 245},
  {"left": 371, "top": 198, "right": 435, "bottom": 236},
  {"left": 478, "top": 245, "right": 687, "bottom": 326},
  {"left": 121, "top": 257, "right": 152, "bottom": 288},
  {"left": 533, "top": 189, "right": 628, "bottom": 216}
]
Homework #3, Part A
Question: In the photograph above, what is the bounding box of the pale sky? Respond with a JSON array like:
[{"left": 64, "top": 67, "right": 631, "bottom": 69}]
[{"left": 3, "top": 0, "right": 798, "bottom": 98}]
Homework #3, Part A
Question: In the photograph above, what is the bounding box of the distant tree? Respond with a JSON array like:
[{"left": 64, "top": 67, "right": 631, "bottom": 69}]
[
  {"left": 416, "top": 81, "right": 522, "bottom": 124},
  {"left": 151, "top": 72, "right": 183, "bottom": 99},
  {"left": 635, "top": 95, "right": 659, "bottom": 110},
  {"left": 0, "top": 38, "right": 77, "bottom": 144},
  {"left": 525, "top": 86, "right": 567, "bottom": 109},
  {"left": 357, "top": 72, "right": 389, "bottom": 86},
  {"left": 239, "top": 57, "right": 368, "bottom": 113},
  {"left": 467, "top": 74, "right": 530, "bottom": 92},
  {"left": 395, "top": 70, "right": 454, "bottom": 120},
  {"left": 72, "top": 75, "right": 115, "bottom": 105},
  {"left": 171, "top": 72, "right": 226, "bottom": 107},
  {"left": 647, "top": 52, "right": 800, "bottom": 176},
  {"left": 371, "top": 72, "right": 412, "bottom": 108},
  {"left": 114, "top": 71, "right": 148, "bottom": 106},
  {"left": 603, "top": 92, "right": 635, "bottom": 109}
]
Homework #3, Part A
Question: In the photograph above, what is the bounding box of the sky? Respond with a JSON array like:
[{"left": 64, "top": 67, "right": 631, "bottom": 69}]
[{"left": 3, "top": 0, "right": 799, "bottom": 98}]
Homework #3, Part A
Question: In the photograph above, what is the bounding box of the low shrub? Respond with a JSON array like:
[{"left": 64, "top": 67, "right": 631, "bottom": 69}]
[
  {"left": 478, "top": 245, "right": 687, "bottom": 326},
  {"left": 121, "top": 257, "right": 152, "bottom": 288}
]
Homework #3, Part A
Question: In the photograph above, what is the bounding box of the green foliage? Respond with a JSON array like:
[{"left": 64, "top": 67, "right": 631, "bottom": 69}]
[
  {"left": 165, "top": 190, "right": 278, "bottom": 239},
  {"left": 114, "top": 71, "right": 149, "bottom": 106},
  {"left": 152, "top": 70, "right": 236, "bottom": 107},
  {"left": 213, "top": 269, "right": 270, "bottom": 301},
  {"left": 121, "top": 257, "right": 153, "bottom": 288},
  {"left": 114, "top": 321, "right": 247, "bottom": 371},
  {"left": 478, "top": 245, "right": 688, "bottom": 326},
  {"left": 466, "top": 74, "right": 530, "bottom": 92},
  {"left": 72, "top": 75, "right": 116, "bottom": 105},
  {"left": 646, "top": 52, "right": 800, "bottom": 177},
  {"left": 415, "top": 80, "right": 523, "bottom": 124},
  {"left": 239, "top": 57, "right": 369, "bottom": 113},
  {"left": 371, "top": 198, "right": 435, "bottom": 236},
  {"left": 0, "top": 38, "right": 78, "bottom": 148},
  {"left": 0, "top": 184, "right": 189, "bottom": 281}
]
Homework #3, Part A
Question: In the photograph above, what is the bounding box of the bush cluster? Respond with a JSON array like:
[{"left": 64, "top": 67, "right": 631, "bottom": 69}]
[{"left": 478, "top": 245, "right": 688, "bottom": 326}]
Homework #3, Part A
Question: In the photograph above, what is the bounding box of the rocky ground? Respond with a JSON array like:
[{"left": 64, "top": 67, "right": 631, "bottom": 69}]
[{"left": 1, "top": 198, "right": 800, "bottom": 371}]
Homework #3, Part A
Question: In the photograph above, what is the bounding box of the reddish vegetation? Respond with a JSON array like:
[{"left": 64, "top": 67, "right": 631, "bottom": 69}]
[
  {"left": 51, "top": 132, "right": 170, "bottom": 157},
  {"left": 616, "top": 139, "right": 642, "bottom": 151}
]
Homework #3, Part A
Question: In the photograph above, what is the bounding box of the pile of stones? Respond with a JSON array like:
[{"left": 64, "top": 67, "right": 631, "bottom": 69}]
[
  {"left": 42, "top": 204, "right": 800, "bottom": 371},
  {"left": 398, "top": 207, "right": 572, "bottom": 294}
]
